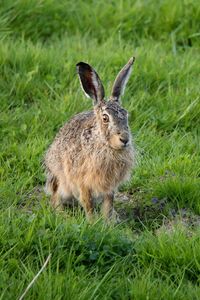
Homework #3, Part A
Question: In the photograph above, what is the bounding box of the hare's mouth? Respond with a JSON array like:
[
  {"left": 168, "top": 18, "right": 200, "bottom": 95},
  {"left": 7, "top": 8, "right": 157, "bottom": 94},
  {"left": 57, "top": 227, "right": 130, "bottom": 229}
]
[
  {"left": 112, "top": 143, "right": 130, "bottom": 150},
  {"left": 109, "top": 135, "right": 130, "bottom": 150}
]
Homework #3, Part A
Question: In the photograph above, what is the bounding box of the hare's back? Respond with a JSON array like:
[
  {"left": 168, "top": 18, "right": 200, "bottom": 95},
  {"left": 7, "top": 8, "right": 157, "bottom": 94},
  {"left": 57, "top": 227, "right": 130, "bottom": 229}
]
[
  {"left": 45, "top": 110, "right": 94, "bottom": 170},
  {"left": 56, "top": 110, "right": 95, "bottom": 145}
]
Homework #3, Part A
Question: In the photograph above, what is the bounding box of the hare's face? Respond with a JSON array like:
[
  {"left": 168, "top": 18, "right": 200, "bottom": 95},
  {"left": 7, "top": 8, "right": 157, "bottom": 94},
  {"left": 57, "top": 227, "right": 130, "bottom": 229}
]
[
  {"left": 76, "top": 57, "right": 135, "bottom": 150},
  {"left": 96, "top": 102, "right": 131, "bottom": 150}
]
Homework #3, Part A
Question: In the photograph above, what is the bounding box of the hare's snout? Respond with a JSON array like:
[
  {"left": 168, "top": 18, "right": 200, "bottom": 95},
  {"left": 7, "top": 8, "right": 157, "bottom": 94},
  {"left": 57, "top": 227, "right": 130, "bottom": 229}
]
[
  {"left": 118, "top": 132, "right": 130, "bottom": 148},
  {"left": 109, "top": 131, "right": 130, "bottom": 150},
  {"left": 119, "top": 136, "right": 129, "bottom": 147}
]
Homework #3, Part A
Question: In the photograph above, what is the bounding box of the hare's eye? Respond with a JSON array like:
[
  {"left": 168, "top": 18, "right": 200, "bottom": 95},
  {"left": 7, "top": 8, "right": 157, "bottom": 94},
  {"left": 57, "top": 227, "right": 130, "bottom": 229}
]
[{"left": 102, "top": 114, "right": 109, "bottom": 123}]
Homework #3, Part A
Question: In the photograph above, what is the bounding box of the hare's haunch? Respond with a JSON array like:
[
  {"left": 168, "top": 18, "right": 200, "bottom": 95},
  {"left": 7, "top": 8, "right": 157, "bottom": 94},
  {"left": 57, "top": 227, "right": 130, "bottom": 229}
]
[{"left": 44, "top": 57, "right": 135, "bottom": 220}]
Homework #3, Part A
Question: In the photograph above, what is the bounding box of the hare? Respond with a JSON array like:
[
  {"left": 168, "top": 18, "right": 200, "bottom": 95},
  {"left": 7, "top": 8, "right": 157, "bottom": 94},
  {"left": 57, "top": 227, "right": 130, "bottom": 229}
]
[{"left": 44, "top": 57, "right": 135, "bottom": 220}]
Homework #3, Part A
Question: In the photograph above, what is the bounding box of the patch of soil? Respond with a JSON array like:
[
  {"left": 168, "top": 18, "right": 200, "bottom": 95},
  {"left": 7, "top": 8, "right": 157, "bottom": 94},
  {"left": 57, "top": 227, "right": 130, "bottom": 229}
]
[
  {"left": 156, "top": 209, "right": 200, "bottom": 235},
  {"left": 19, "top": 186, "right": 200, "bottom": 232}
]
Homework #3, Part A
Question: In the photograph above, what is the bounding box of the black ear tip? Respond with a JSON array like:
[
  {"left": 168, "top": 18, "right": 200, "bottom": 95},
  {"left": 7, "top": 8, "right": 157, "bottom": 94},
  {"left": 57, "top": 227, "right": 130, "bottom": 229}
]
[
  {"left": 76, "top": 62, "right": 85, "bottom": 72},
  {"left": 76, "top": 62, "right": 85, "bottom": 67},
  {"left": 76, "top": 62, "right": 92, "bottom": 73},
  {"left": 129, "top": 56, "right": 135, "bottom": 65}
]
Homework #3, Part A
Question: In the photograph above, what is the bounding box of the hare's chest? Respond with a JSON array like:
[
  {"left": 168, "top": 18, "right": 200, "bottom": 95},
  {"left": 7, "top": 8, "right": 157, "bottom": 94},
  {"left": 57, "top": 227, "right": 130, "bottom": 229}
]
[{"left": 88, "top": 157, "right": 129, "bottom": 194}]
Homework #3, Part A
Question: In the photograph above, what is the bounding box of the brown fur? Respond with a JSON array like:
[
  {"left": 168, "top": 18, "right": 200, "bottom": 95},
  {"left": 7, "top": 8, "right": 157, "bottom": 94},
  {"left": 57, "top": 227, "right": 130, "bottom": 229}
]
[{"left": 44, "top": 58, "right": 135, "bottom": 220}]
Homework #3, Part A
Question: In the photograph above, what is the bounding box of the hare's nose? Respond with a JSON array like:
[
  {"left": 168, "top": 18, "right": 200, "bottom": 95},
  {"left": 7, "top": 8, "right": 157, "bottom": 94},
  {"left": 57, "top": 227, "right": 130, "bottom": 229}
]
[{"left": 120, "top": 137, "right": 129, "bottom": 146}]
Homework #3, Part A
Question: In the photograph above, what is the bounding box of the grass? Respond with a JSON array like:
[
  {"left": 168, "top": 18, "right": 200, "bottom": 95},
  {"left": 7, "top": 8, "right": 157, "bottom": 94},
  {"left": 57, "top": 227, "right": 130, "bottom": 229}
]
[{"left": 0, "top": 0, "right": 200, "bottom": 299}]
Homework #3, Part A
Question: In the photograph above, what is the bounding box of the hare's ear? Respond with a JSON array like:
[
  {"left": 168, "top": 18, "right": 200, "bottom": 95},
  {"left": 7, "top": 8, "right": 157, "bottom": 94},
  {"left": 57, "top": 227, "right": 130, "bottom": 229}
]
[
  {"left": 110, "top": 57, "right": 135, "bottom": 102},
  {"left": 76, "top": 62, "right": 105, "bottom": 104}
]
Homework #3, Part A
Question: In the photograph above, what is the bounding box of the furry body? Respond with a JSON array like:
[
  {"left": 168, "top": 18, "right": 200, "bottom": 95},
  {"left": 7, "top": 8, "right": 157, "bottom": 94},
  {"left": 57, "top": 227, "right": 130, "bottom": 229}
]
[
  {"left": 45, "top": 110, "right": 134, "bottom": 198},
  {"left": 44, "top": 58, "right": 135, "bottom": 219}
]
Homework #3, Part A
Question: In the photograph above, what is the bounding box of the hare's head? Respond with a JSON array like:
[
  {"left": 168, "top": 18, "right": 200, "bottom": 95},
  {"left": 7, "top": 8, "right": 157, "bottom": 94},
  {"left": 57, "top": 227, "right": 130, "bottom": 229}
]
[{"left": 76, "top": 57, "right": 135, "bottom": 150}]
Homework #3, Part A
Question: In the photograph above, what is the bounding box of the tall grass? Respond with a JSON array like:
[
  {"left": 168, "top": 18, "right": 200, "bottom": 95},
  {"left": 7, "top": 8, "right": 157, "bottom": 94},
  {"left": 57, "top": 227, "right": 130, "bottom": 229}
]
[{"left": 0, "top": 0, "right": 200, "bottom": 299}]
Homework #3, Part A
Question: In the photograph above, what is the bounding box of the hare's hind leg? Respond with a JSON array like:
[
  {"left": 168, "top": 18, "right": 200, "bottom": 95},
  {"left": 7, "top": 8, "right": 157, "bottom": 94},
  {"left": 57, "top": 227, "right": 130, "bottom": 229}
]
[
  {"left": 51, "top": 178, "right": 63, "bottom": 211},
  {"left": 45, "top": 173, "right": 63, "bottom": 210},
  {"left": 51, "top": 191, "right": 63, "bottom": 211}
]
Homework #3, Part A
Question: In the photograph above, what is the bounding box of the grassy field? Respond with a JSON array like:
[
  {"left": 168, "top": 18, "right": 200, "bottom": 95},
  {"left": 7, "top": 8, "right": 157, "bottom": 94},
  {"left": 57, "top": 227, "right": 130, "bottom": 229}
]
[{"left": 0, "top": 0, "right": 200, "bottom": 299}]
